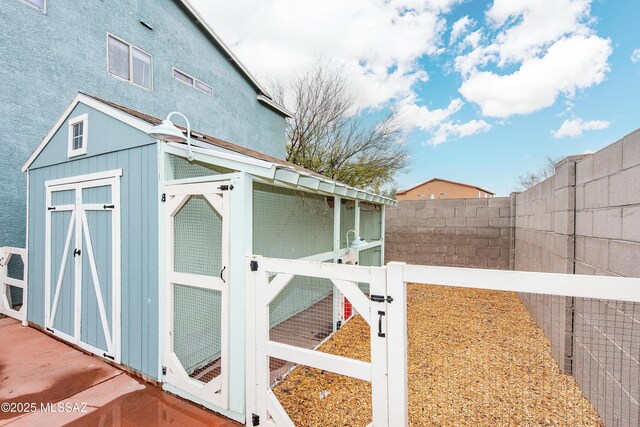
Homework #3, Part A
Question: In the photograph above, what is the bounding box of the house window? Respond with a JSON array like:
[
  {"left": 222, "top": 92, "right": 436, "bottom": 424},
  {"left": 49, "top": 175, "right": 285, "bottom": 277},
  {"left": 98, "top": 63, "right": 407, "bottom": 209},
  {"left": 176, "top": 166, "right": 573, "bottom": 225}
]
[
  {"left": 107, "top": 34, "right": 152, "bottom": 90},
  {"left": 22, "top": 0, "right": 45, "bottom": 11},
  {"left": 428, "top": 194, "right": 435, "bottom": 200},
  {"left": 173, "top": 68, "right": 213, "bottom": 96},
  {"left": 67, "top": 114, "right": 88, "bottom": 157}
]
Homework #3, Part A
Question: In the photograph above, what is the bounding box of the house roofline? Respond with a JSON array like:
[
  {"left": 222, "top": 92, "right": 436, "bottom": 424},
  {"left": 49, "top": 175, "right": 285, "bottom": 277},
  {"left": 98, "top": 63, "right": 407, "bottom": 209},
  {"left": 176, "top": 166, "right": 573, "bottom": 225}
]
[
  {"left": 397, "top": 177, "right": 495, "bottom": 196},
  {"left": 178, "top": 0, "right": 292, "bottom": 118}
]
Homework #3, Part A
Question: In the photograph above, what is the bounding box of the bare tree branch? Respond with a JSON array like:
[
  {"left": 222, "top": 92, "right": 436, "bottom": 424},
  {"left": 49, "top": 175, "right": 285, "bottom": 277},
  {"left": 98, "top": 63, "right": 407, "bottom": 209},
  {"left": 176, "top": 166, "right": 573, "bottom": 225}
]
[{"left": 271, "top": 60, "right": 409, "bottom": 190}]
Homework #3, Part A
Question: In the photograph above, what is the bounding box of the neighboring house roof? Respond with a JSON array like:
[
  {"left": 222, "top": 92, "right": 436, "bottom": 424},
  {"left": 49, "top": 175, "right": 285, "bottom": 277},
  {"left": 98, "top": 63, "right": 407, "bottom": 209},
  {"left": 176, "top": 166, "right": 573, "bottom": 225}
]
[
  {"left": 22, "top": 93, "right": 395, "bottom": 205},
  {"left": 397, "top": 178, "right": 495, "bottom": 195},
  {"left": 177, "top": 0, "right": 292, "bottom": 118}
]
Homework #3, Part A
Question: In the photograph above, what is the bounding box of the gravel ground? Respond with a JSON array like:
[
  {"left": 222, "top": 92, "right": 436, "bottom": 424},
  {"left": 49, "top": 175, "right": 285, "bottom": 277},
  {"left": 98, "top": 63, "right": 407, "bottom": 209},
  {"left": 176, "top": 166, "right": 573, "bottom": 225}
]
[{"left": 274, "top": 284, "right": 602, "bottom": 427}]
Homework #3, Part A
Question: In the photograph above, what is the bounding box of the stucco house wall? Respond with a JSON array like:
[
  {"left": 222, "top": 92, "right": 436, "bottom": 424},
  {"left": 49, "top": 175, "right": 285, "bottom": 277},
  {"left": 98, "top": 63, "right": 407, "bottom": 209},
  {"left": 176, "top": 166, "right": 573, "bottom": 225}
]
[{"left": 0, "top": 0, "right": 287, "bottom": 248}]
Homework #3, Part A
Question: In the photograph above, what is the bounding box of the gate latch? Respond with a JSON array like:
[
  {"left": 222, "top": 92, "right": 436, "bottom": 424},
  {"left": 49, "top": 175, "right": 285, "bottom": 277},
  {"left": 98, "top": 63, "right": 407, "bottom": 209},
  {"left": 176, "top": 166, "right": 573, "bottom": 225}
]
[
  {"left": 218, "top": 184, "right": 234, "bottom": 191},
  {"left": 370, "top": 294, "right": 393, "bottom": 303},
  {"left": 377, "top": 310, "right": 386, "bottom": 337}
]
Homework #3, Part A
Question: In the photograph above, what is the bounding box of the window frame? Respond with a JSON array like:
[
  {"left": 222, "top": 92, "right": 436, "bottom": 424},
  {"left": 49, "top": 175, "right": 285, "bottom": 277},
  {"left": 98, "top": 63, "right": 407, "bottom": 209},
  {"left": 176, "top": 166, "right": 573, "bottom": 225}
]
[
  {"left": 67, "top": 114, "right": 88, "bottom": 158},
  {"left": 172, "top": 67, "right": 213, "bottom": 96},
  {"left": 20, "top": 0, "right": 46, "bottom": 12},
  {"left": 106, "top": 33, "right": 153, "bottom": 92}
]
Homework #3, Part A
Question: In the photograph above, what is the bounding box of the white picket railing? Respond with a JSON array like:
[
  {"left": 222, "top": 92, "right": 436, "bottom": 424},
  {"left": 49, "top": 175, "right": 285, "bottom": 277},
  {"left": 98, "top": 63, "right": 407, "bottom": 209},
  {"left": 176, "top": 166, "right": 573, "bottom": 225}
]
[{"left": 0, "top": 247, "right": 27, "bottom": 324}]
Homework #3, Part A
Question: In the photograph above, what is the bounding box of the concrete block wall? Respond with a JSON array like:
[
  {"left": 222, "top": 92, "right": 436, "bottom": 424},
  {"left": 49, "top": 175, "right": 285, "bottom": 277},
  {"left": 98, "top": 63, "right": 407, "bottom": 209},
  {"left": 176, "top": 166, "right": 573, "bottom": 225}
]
[
  {"left": 513, "top": 130, "right": 640, "bottom": 427},
  {"left": 571, "top": 130, "right": 640, "bottom": 427},
  {"left": 385, "top": 197, "right": 512, "bottom": 270},
  {"left": 385, "top": 128, "right": 640, "bottom": 426},
  {"left": 513, "top": 156, "right": 584, "bottom": 373}
]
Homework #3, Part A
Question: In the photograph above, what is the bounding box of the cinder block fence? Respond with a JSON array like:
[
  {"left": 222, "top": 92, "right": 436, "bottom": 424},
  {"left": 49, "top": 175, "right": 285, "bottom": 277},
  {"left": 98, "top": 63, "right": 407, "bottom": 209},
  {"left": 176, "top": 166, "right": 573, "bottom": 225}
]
[{"left": 385, "top": 128, "right": 640, "bottom": 427}]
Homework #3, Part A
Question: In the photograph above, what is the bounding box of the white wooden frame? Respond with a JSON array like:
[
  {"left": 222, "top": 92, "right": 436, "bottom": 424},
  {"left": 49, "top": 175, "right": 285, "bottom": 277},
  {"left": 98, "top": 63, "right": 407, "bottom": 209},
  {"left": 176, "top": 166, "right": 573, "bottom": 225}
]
[
  {"left": 172, "top": 67, "right": 213, "bottom": 96},
  {"left": 106, "top": 33, "right": 153, "bottom": 92},
  {"left": 248, "top": 255, "right": 390, "bottom": 427},
  {"left": 67, "top": 113, "right": 88, "bottom": 158},
  {"left": 163, "top": 181, "right": 231, "bottom": 410},
  {"left": 44, "top": 169, "right": 122, "bottom": 362},
  {"left": 0, "top": 247, "right": 28, "bottom": 322}
]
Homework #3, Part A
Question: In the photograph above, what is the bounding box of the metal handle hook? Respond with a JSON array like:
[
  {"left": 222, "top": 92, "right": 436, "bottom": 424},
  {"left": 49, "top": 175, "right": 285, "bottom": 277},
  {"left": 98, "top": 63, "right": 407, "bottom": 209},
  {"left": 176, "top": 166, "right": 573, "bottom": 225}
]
[{"left": 220, "top": 266, "right": 226, "bottom": 283}]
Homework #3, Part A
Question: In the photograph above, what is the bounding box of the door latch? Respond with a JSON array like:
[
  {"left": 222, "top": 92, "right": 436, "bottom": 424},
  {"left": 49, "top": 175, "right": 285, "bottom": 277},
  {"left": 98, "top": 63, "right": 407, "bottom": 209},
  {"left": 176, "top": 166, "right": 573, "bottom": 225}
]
[
  {"left": 377, "top": 310, "right": 386, "bottom": 337},
  {"left": 73, "top": 248, "right": 81, "bottom": 257}
]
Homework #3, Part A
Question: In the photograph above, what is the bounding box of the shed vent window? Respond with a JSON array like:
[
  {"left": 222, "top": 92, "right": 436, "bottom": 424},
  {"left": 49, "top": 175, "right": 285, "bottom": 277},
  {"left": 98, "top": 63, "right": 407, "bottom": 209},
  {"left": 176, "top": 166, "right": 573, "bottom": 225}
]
[
  {"left": 173, "top": 68, "right": 213, "bottom": 96},
  {"left": 72, "top": 122, "right": 83, "bottom": 150},
  {"left": 67, "top": 114, "right": 88, "bottom": 158},
  {"left": 107, "top": 34, "right": 152, "bottom": 91}
]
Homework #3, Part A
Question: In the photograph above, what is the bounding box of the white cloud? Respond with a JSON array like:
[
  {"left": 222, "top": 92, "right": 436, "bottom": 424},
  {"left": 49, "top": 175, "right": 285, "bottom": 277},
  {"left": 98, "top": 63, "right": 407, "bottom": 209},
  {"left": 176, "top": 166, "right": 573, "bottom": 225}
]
[
  {"left": 190, "top": 0, "right": 461, "bottom": 112},
  {"left": 631, "top": 49, "right": 640, "bottom": 63},
  {"left": 428, "top": 119, "right": 491, "bottom": 145},
  {"left": 450, "top": 16, "right": 474, "bottom": 45},
  {"left": 552, "top": 118, "right": 610, "bottom": 138},
  {"left": 396, "top": 98, "right": 464, "bottom": 132},
  {"left": 460, "top": 30, "right": 482, "bottom": 50},
  {"left": 454, "top": 0, "right": 612, "bottom": 118},
  {"left": 459, "top": 35, "right": 612, "bottom": 117}
]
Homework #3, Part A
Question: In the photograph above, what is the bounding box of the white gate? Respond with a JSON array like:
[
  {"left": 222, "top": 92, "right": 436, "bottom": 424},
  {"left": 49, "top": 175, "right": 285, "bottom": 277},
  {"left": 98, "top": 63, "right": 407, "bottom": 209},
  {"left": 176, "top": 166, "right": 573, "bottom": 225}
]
[
  {"left": 0, "top": 247, "right": 27, "bottom": 322},
  {"left": 44, "top": 170, "right": 121, "bottom": 362},
  {"left": 163, "top": 182, "right": 230, "bottom": 409},
  {"left": 247, "top": 256, "right": 404, "bottom": 427}
]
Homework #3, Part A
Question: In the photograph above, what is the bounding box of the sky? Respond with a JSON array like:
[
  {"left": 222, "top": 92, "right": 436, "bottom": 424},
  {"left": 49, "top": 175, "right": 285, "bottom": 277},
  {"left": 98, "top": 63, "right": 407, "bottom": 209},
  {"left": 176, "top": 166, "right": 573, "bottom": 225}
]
[{"left": 190, "top": 0, "right": 640, "bottom": 196}]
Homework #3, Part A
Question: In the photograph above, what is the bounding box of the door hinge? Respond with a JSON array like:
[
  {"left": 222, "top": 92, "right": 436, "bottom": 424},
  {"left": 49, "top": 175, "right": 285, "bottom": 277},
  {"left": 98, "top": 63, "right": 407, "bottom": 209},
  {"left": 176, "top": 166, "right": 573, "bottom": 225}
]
[
  {"left": 162, "top": 366, "right": 167, "bottom": 375},
  {"left": 252, "top": 413, "right": 260, "bottom": 426},
  {"left": 47, "top": 206, "right": 56, "bottom": 211},
  {"left": 161, "top": 193, "right": 166, "bottom": 202},
  {"left": 73, "top": 248, "right": 82, "bottom": 257},
  {"left": 103, "top": 204, "right": 115, "bottom": 209},
  {"left": 103, "top": 353, "right": 115, "bottom": 361},
  {"left": 218, "top": 184, "right": 234, "bottom": 191},
  {"left": 250, "top": 260, "right": 259, "bottom": 271},
  {"left": 370, "top": 294, "right": 393, "bottom": 303}
]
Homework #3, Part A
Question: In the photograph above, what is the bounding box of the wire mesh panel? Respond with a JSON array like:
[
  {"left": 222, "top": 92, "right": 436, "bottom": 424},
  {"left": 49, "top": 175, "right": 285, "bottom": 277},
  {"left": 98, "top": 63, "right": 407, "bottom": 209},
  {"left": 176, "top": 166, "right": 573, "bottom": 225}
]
[
  {"left": 340, "top": 202, "right": 356, "bottom": 249},
  {"left": 403, "top": 283, "right": 640, "bottom": 427},
  {"left": 253, "top": 258, "right": 386, "bottom": 427},
  {"left": 164, "top": 183, "right": 229, "bottom": 409},
  {"left": 167, "top": 154, "right": 234, "bottom": 180},
  {"left": 253, "top": 183, "right": 334, "bottom": 259},
  {"left": 359, "top": 204, "right": 382, "bottom": 242},
  {"left": 173, "top": 284, "right": 222, "bottom": 382},
  {"left": 173, "top": 195, "right": 223, "bottom": 276}
]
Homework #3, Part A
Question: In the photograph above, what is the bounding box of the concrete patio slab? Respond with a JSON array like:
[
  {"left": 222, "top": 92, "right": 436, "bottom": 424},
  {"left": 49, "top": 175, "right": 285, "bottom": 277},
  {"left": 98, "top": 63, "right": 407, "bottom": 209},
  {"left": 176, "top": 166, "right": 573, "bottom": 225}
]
[{"left": 0, "top": 317, "right": 239, "bottom": 427}]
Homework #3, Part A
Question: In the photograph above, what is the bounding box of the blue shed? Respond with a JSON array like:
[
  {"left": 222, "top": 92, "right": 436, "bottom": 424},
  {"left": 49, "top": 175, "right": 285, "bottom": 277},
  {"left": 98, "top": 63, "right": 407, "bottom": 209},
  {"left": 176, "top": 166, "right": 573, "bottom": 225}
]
[{"left": 22, "top": 93, "right": 393, "bottom": 423}]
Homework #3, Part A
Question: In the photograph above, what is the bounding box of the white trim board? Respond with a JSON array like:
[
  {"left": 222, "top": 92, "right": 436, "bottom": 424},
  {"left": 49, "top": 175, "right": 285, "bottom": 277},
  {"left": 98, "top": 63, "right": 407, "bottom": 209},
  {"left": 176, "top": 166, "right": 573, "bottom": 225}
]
[{"left": 22, "top": 94, "right": 153, "bottom": 172}]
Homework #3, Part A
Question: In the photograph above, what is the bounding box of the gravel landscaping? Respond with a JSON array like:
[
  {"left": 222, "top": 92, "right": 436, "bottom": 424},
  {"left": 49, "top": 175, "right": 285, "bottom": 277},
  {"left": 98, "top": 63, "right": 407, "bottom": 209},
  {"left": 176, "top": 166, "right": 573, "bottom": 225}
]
[{"left": 273, "top": 284, "right": 602, "bottom": 426}]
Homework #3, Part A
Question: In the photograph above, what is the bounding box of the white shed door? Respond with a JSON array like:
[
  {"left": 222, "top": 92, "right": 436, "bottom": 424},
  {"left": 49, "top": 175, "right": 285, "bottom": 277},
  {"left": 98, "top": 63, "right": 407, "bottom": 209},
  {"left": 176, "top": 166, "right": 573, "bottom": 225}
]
[
  {"left": 163, "top": 182, "right": 230, "bottom": 410},
  {"left": 45, "top": 172, "right": 121, "bottom": 362}
]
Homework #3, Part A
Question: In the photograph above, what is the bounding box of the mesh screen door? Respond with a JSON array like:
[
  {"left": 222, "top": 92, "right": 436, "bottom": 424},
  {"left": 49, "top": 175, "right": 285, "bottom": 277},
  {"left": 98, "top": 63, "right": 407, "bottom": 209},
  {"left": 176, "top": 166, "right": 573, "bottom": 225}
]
[{"left": 163, "top": 182, "right": 230, "bottom": 410}]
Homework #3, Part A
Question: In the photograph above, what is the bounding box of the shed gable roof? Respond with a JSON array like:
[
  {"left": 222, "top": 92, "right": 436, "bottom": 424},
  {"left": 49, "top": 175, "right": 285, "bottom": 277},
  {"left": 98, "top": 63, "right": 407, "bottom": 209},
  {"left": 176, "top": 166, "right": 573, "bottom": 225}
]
[{"left": 23, "top": 94, "right": 395, "bottom": 205}]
